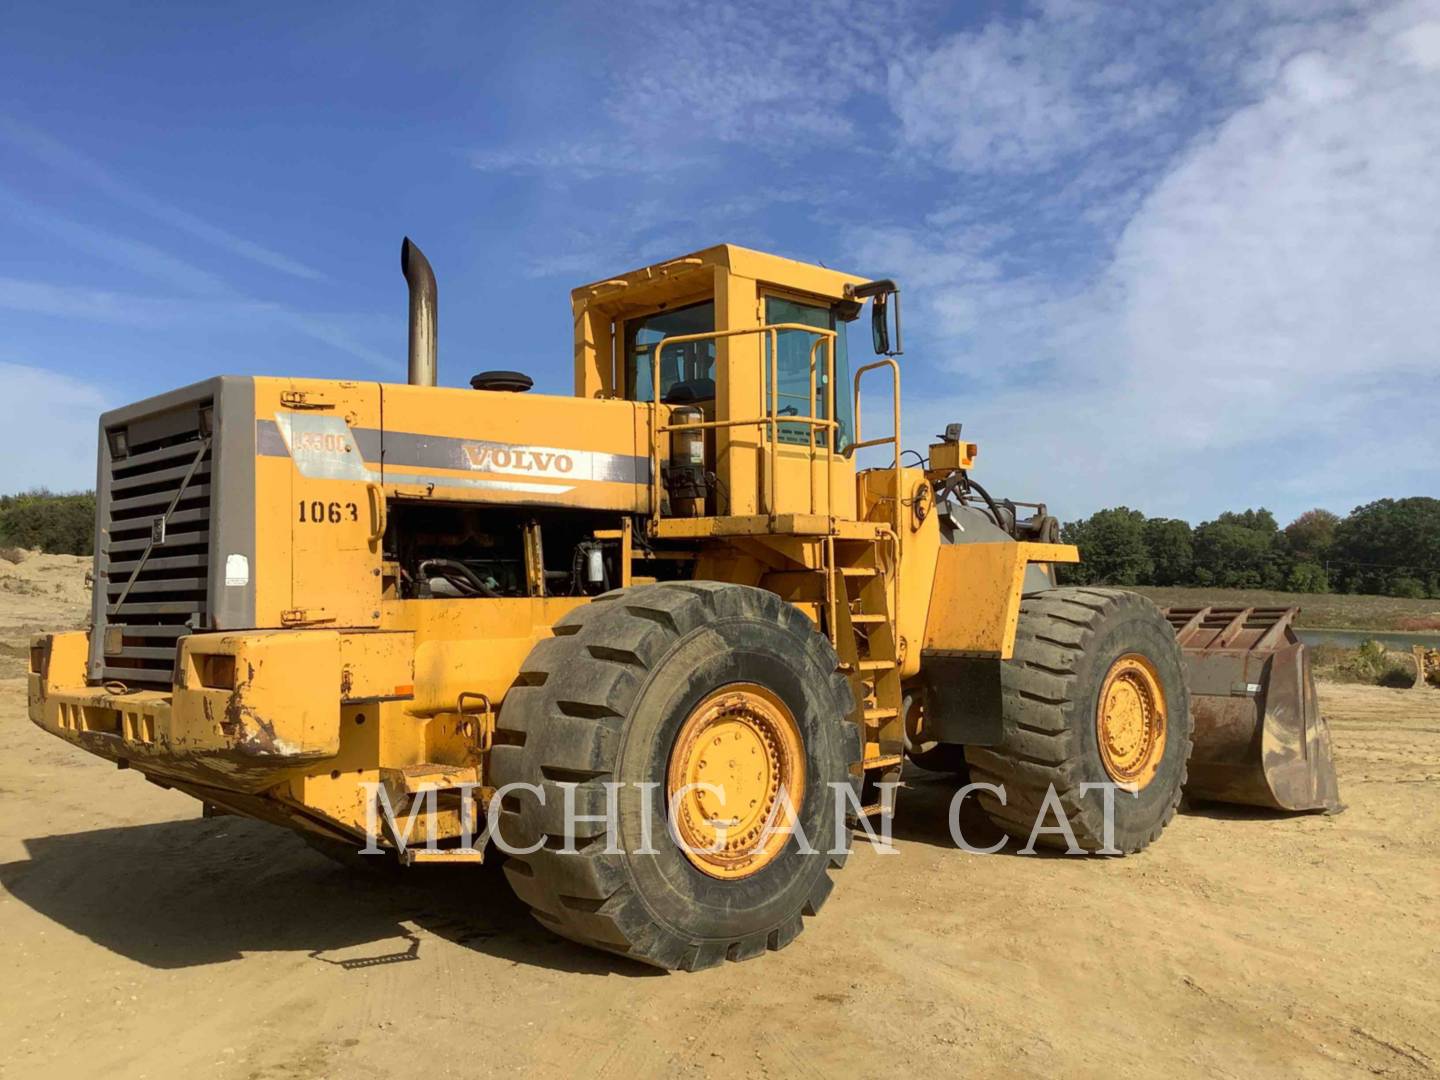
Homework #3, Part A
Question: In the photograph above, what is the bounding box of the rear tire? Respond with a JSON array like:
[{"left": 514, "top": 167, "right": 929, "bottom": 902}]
[
  {"left": 966, "top": 588, "right": 1192, "bottom": 854},
  {"left": 490, "top": 582, "right": 859, "bottom": 970}
]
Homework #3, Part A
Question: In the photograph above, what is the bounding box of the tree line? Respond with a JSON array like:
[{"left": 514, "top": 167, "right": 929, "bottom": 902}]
[
  {"left": 0, "top": 490, "right": 96, "bottom": 556},
  {"left": 1059, "top": 498, "right": 1440, "bottom": 599},
  {"left": 3, "top": 485, "right": 1438, "bottom": 599}
]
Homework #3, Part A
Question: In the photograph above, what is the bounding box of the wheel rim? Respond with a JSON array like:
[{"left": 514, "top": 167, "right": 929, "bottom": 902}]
[
  {"left": 666, "top": 683, "right": 805, "bottom": 880},
  {"left": 1096, "top": 653, "right": 1167, "bottom": 791}
]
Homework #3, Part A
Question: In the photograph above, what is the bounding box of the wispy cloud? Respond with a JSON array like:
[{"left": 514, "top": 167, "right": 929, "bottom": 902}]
[
  {"left": 0, "top": 277, "right": 172, "bottom": 325},
  {"left": 0, "top": 182, "right": 233, "bottom": 296},
  {"left": 0, "top": 277, "right": 392, "bottom": 369},
  {"left": 888, "top": 13, "right": 1179, "bottom": 174},
  {"left": 469, "top": 142, "right": 707, "bottom": 180},
  {"left": 0, "top": 116, "right": 328, "bottom": 282},
  {"left": 883, "top": 0, "right": 1440, "bottom": 519},
  {"left": 471, "top": 0, "right": 918, "bottom": 183},
  {"left": 0, "top": 185, "right": 392, "bottom": 372},
  {"left": 0, "top": 360, "right": 110, "bottom": 493}
]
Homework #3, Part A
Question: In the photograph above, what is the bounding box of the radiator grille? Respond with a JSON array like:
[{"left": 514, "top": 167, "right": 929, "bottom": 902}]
[{"left": 100, "top": 399, "right": 214, "bottom": 685}]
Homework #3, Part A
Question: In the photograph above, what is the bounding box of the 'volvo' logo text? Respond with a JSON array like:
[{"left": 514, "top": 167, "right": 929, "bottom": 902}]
[{"left": 462, "top": 443, "right": 576, "bottom": 475}]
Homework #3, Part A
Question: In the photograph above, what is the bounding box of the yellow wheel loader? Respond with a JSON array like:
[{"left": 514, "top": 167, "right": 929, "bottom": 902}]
[{"left": 28, "top": 239, "right": 1341, "bottom": 970}]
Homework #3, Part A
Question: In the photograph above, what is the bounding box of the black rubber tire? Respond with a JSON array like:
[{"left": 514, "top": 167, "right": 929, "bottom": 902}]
[
  {"left": 905, "top": 742, "right": 972, "bottom": 781},
  {"left": 966, "top": 588, "right": 1193, "bottom": 854},
  {"left": 490, "top": 582, "right": 860, "bottom": 971}
]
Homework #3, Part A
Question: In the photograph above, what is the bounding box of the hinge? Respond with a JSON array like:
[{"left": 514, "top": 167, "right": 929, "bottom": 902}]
[
  {"left": 279, "top": 390, "right": 334, "bottom": 410},
  {"left": 281, "top": 608, "right": 335, "bottom": 625}
]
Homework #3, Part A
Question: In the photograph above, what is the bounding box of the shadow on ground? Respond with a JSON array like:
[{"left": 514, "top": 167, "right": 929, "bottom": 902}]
[
  {"left": 888, "top": 766, "right": 1092, "bottom": 858},
  {"left": 891, "top": 765, "right": 1303, "bottom": 853},
  {"left": 0, "top": 815, "right": 660, "bottom": 977}
]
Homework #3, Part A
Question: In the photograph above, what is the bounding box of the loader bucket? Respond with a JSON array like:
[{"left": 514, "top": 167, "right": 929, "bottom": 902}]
[{"left": 1162, "top": 606, "right": 1342, "bottom": 814}]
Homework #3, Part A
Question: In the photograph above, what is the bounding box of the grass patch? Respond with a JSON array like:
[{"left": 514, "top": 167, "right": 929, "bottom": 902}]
[
  {"left": 1134, "top": 586, "right": 1440, "bottom": 631},
  {"left": 1310, "top": 641, "right": 1418, "bottom": 688}
]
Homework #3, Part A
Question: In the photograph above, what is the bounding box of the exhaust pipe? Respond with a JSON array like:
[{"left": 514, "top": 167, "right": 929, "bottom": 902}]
[{"left": 401, "top": 237, "right": 437, "bottom": 387}]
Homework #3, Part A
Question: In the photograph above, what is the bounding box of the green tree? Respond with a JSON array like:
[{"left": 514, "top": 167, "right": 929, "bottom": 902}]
[
  {"left": 1192, "top": 508, "right": 1286, "bottom": 589},
  {"left": 1388, "top": 576, "right": 1427, "bottom": 599},
  {"left": 1060, "top": 507, "right": 1154, "bottom": 585},
  {"left": 1286, "top": 561, "right": 1330, "bottom": 593},
  {"left": 1284, "top": 508, "right": 1339, "bottom": 563},
  {"left": 0, "top": 490, "right": 96, "bottom": 555},
  {"left": 1144, "top": 517, "right": 1194, "bottom": 586},
  {"left": 1333, "top": 497, "right": 1440, "bottom": 596}
]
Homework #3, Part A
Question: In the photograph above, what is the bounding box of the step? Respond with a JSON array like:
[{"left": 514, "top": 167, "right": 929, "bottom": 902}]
[
  {"left": 850, "top": 613, "right": 886, "bottom": 625},
  {"left": 848, "top": 803, "right": 892, "bottom": 821},
  {"left": 839, "top": 566, "right": 879, "bottom": 578},
  {"left": 862, "top": 707, "right": 899, "bottom": 722},
  {"left": 857, "top": 659, "right": 897, "bottom": 672},
  {"left": 381, "top": 763, "right": 481, "bottom": 796},
  {"left": 862, "top": 755, "right": 904, "bottom": 770},
  {"left": 401, "top": 847, "right": 487, "bottom": 866}
]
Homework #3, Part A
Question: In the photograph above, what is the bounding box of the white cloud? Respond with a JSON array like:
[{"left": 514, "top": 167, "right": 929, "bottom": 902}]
[
  {"left": 468, "top": 142, "right": 705, "bottom": 180},
  {"left": 602, "top": 0, "right": 906, "bottom": 150},
  {"left": 889, "top": 0, "right": 1440, "bottom": 521},
  {"left": 0, "top": 362, "right": 110, "bottom": 493},
  {"left": 886, "top": 3, "right": 1187, "bottom": 174},
  {"left": 473, "top": 0, "right": 919, "bottom": 181}
]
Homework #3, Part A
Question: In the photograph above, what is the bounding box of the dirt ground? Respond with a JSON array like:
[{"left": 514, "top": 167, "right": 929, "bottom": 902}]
[{"left": 2, "top": 561, "right": 1438, "bottom": 1079}]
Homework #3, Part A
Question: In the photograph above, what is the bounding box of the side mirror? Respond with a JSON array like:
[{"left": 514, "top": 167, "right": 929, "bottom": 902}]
[
  {"left": 871, "top": 294, "right": 890, "bottom": 355},
  {"left": 845, "top": 278, "right": 903, "bottom": 356}
]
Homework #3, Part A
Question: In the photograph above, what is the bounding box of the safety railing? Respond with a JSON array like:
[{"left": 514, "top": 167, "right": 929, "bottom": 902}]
[
  {"left": 848, "top": 357, "right": 903, "bottom": 560},
  {"left": 647, "top": 324, "right": 838, "bottom": 530}
]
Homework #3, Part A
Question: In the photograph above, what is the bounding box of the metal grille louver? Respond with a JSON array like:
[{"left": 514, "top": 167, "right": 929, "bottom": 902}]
[{"left": 100, "top": 399, "right": 214, "bottom": 685}]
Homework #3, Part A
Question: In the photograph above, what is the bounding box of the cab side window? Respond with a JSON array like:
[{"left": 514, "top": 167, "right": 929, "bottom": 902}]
[
  {"left": 624, "top": 301, "right": 716, "bottom": 403},
  {"left": 764, "top": 296, "right": 853, "bottom": 450}
]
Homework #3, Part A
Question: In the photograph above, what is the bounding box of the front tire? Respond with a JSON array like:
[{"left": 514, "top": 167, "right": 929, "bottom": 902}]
[
  {"left": 490, "top": 582, "right": 859, "bottom": 970},
  {"left": 966, "top": 588, "right": 1192, "bottom": 853}
]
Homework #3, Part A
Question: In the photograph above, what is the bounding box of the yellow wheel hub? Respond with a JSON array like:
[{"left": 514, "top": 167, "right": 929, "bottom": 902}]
[
  {"left": 1096, "top": 654, "right": 1167, "bottom": 791},
  {"left": 666, "top": 683, "right": 805, "bottom": 880}
]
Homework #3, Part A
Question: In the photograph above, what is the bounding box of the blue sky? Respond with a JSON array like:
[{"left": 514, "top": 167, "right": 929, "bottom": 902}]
[{"left": 2, "top": 0, "right": 1437, "bottom": 523}]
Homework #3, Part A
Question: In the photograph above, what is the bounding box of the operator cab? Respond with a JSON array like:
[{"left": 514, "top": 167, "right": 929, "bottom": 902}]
[
  {"left": 570, "top": 245, "right": 901, "bottom": 521},
  {"left": 624, "top": 295, "right": 860, "bottom": 450}
]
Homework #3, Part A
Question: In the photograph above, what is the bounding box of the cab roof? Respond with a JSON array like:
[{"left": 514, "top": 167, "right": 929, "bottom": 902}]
[{"left": 570, "top": 244, "right": 868, "bottom": 308}]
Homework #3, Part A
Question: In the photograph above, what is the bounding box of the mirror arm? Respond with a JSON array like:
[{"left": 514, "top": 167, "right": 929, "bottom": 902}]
[
  {"left": 891, "top": 288, "right": 903, "bottom": 356},
  {"left": 848, "top": 278, "right": 898, "bottom": 300}
]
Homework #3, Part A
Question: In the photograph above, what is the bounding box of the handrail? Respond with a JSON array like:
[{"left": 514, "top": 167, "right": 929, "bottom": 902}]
[
  {"left": 647, "top": 323, "right": 838, "bottom": 528},
  {"left": 849, "top": 357, "right": 903, "bottom": 613}
]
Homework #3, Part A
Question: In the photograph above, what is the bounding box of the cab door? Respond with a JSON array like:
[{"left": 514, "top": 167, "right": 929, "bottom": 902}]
[{"left": 762, "top": 294, "right": 856, "bottom": 518}]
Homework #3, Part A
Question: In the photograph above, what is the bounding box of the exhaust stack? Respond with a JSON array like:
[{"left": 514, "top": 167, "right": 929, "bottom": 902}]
[{"left": 401, "top": 237, "right": 437, "bottom": 387}]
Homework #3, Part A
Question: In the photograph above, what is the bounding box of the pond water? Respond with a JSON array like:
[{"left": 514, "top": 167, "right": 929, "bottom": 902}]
[{"left": 1297, "top": 628, "right": 1440, "bottom": 650}]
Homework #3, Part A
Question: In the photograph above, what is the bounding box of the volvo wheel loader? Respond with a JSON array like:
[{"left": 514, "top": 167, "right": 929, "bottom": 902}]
[{"left": 28, "top": 239, "right": 1341, "bottom": 970}]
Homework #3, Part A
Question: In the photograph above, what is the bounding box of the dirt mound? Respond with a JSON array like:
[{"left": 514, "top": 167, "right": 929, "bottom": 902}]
[{"left": 0, "top": 550, "right": 91, "bottom": 676}]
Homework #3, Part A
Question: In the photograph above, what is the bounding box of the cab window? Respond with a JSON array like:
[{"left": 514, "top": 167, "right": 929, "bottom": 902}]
[
  {"left": 764, "top": 296, "right": 854, "bottom": 451},
  {"left": 624, "top": 301, "right": 715, "bottom": 403}
]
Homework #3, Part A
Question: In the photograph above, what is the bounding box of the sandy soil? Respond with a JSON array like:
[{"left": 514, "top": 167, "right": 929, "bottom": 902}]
[
  {"left": 1, "top": 567, "right": 1437, "bottom": 1079},
  {"left": 0, "top": 550, "right": 91, "bottom": 678}
]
